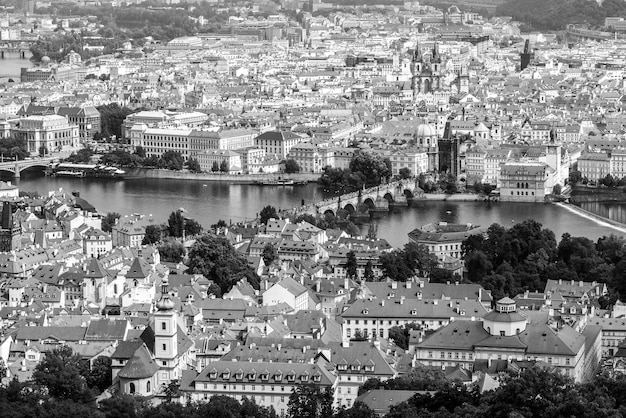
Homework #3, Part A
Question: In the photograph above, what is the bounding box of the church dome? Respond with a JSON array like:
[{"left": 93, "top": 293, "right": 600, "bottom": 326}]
[{"left": 416, "top": 123, "right": 437, "bottom": 138}]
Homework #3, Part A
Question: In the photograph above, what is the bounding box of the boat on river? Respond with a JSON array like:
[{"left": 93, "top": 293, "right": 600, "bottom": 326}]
[
  {"left": 45, "top": 163, "right": 125, "bottom": 179},
  {"left": 252, "top": 179, "right": 308, "bottom": 186}
]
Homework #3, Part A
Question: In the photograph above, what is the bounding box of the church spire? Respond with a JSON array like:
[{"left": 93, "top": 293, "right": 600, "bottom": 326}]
[
  {"left": 432, "top": 42, "right": 441, "bottom": 63},
  {"left": 413, "top": 41, "right": 421, "bottom": 62},
  {"left": 156, "top": 277, "right": 175, "bottom": 311}
]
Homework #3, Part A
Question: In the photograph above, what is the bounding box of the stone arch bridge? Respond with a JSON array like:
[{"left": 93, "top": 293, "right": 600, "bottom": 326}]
[
  {"left": 286, "top": 179, "right": 422, "bottom": 219},
  {"left": 0, "top": 157, "right": 58, "bottom": 177}
]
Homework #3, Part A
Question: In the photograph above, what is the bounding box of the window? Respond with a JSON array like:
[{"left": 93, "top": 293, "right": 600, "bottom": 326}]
[
  {"left": 129, "top": 383, "right": 135, "bottom": 394},
  {"left": 500, "top": 331, "right": 505, "bottom": 336},
  {"left": 161, "top": 322, "right": 167, "bottom": 330},
  {"left": 147, "top": 381, "right": 151, "bottom": 392},
  {"left": 162, "top": 343, "right": 167, "bottom": 351}
]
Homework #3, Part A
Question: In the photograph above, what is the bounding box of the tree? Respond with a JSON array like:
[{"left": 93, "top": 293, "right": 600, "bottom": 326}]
[
  {"left": 287, "top": 384, "right": 334, "bottom": 418},
  {"left": 96, "top": 103, "right": 135, "bottom": 139},
  {"left": 388, "top": 323, "right": 422, "bottom": 350},
  {"left": 259, "top": 205, "right": 278, "bottom": 225},
  {"left": 66, "top": 148, "right": 93, "bottom": 163},
  {"left": 187, "top": 234, "right": 260, "bottom": 293},
  {"left": 160, "top": 151, "right": 184, "bottom": 171},
  {"left": 366, "top": 224, "right": 378, "bottom": 240},
  {"left": 134, "top": 146, "right": 146, "bottom": 158},
  {"left": 39, "top": 145, "right": 49, "bottom": 157},
  {"left": 163, "top": 379, "right": 181, "bottom": 403},
  {"left": 262, "top": 243, "right": 278, "bottom": 266},
  {"left": 345, "top": 250, "right": 358, "bottom": 280},
  {"left": 398, "top": 167, "right": 412, "bottom": 179},
  {"left": 87, "top": 356, "right": 111, "bottom": 393},
  {"left": 569, "top": 170, "right": 583, "bottom": 185},
  {"left": 334, "top": 401, "right": 377, "bottom": 418},
  {"left": 186, "top": 158, "right": 202, "bottom": 173},
  {"left": 553, "top": 183, "right": 562, "bottom": 195},
  {"left": 168, "top": 210, "right": 185, "bottom": 237},
  {"left": 219, "top": 159, "right": 229, "bottom": 173},
  {"left": 211, "top": 161, "right": 219, "bottom": 172},
  {"left": 101, "top": 212, "right": 120, "bottom": 232},
  {"left": 33, "top": 346, "right": 91, "bottom": 401},
  {"left": 364, "top": 260, "right": 375, "bottom": 281},
  {"left": 143, "top": 224, "right": 162, "bottom": 245},
  {"left": 158, "top": 238, "right": 185, "bottom": 262},
  {"left": 284, "top": 159, "right": 301, "bottom": 173},
  {"left": 184, "top": 218, "right": 203, "bottom": 237},
  {"left": 344, "top": 221, "right": 360, "bottom": 237},
  {"left": 99, "top": 393, "right": 149, "bottom": 418}
]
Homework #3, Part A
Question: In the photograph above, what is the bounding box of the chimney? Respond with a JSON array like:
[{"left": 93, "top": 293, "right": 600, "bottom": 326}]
[
  {"left": 344, "top": 277, "right": 349, "bottom": 290},
  {"left": 316, "top": 281, "right": 321, "bottom": 293},
  {"left": 391, "top": 281, "right": 397, "bottom": 289},
  {"left": 381, "top": 300, "right": 385, "bottom": 307},
  {"left": 406, "top": 281, "right": 412, "bottom": 289}
]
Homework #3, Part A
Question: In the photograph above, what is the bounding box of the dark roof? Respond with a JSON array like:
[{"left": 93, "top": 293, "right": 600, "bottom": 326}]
[
  {"left": 85, "top": 319, "right": 128, "bottom": 341},
  {"left": 112, "top": 340, "right": 143, "bottom": 360},
  {"left": 125, "top": 258, "right": 150, "bottom": 279},
  {"left": 84, "top": 258, "right": 107, "bottom": 278},
  {"left": 118, "top": 344, "right": 159, "bottom": 379}
]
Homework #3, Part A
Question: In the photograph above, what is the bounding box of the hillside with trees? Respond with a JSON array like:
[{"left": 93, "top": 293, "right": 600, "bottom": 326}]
[
  {"left": 462, "top": 219, "right": 626, "bottom": 304},
  {"left": 496, "top": 0, "right": 626, "bottom": 30}
]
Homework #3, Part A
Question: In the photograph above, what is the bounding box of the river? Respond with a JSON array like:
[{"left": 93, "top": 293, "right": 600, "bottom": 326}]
[
  {"left": 6, "top": 171, "right": 626, "bottom": 248},
  {"left": 0, "top": 52, "right": 33, "bottom": 82}
]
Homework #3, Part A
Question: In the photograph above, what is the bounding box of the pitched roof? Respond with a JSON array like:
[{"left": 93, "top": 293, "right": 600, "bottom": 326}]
[
  {"left": 85, "top": 319, "right": 128, "bottom": 341},
  {"left": 117, "top": 344, "right": 159, "bottom": 379},
  {"left": 125, "top": 257, "right": 150, "bottom": 279}
]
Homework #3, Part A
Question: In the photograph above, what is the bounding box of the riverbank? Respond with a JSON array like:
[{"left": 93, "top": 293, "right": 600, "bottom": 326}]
[
  {"left": 570, "top": 185, "right": 626, "bottom": 203},
  {"left": 555, "top": 202, "right": 626, "bottom": 234},
  {"left": 418, "top": 193, "right": 492, "bottom": 202},
  {"left": 125, "top": 168, "right": 320, "bottom": 183}
]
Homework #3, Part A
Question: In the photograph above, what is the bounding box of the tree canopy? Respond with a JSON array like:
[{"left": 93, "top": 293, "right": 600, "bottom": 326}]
[
  {"left": 319, "top": 150, "right": 391, "bottom": 193},
  {"left": 187, "top": 234, "right": 260, "bottom": 294}
]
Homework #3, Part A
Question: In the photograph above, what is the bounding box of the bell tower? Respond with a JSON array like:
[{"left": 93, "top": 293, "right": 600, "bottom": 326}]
[{"left": 154, "top": 277, "right": 178, "bottom": 387}]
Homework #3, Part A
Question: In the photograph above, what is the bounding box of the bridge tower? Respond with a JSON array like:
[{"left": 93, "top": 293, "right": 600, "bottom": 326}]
[{"left": 0, "top": 202, "right": 20, "bottom": 252}]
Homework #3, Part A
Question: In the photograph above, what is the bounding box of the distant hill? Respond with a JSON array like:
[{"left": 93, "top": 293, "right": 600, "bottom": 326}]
[{"left": 496, "top": 0, "right": 626, "bottom": 30}]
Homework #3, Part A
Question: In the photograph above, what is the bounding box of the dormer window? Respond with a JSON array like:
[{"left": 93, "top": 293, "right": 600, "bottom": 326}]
[
  {"left": 364, "top": 365, "right": 374, "bottom": 372},
  {"left": 274, "top": 372, "right": 283, "bottom": 381},
  {"left": 362, "top": 309, "right": 369, "bottom": 315},
  {"left": 410, "top": 309, "right": 418, "bottom": 316},
  {"left": 261, "top": 372, "right": 269, "bottom": 381},
  {"left": 222, "top": 370, "right": 231, "bottom": 379},
  {"left": 209, "top": 369, "right": 218, "bottom": 379},
  {"left": 235, "top": 371, "right": 243, "bottom": 380},
  {"left": 287, "top": 373, "right": 296, "bottom": 382},
  {"left": 247, "top": 372, "right": 256, "bottom": 380},
  {"left": 337, "top": 364, "right": 348, "bottom": 371},
  {"left": 312, "top": 375, "right": 321, "bottom": 382},
  {"left": 300, "top": 374, "right": 309, "bottom": 382}
]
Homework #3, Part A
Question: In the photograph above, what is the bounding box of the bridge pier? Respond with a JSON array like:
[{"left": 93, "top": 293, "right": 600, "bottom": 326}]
[
  {"left": 20, "top": 50, "right": 25, "bottom": 59},
  {"left": 1, "top": 51, "right": 3, "bottom": 59}
]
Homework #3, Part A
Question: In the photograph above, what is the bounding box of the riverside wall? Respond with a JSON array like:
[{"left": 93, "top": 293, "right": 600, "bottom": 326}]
[{"left": 124, "top": 168, "right": 320, "bottom": 183}]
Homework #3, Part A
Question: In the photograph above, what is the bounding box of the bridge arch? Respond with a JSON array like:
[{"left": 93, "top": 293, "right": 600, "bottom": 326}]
[
  {"left": 383, "top": 192, "right": 394, "bottom": 203},
  {"left": 363, "top": 197, "right": 376, "bottom": 209},
  {"left": 322, "top": 208, "right": 336, "bottom": 218},
  {"left": 0, "top": 167, "right": 15, "bottom": 175},
  {"left": 403, "top": 188, "right": 415, "bottom": 199},
  {"left": 344, "top": 203, "right": 356, "bottom": 215},
  {"left": 18, "top": 163, "right": 49, "bottom": 173}
]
